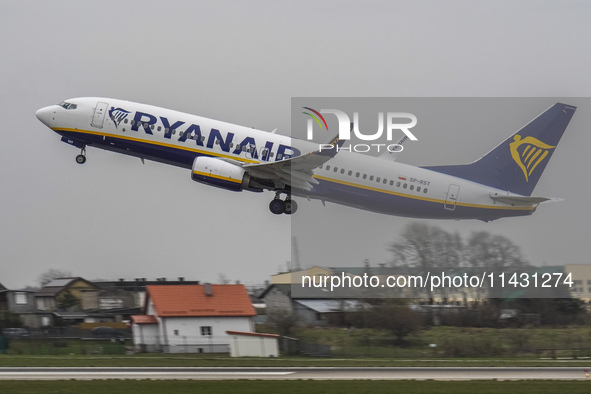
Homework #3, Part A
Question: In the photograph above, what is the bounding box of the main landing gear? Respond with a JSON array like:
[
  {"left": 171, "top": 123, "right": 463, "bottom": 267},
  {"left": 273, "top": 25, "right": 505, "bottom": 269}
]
[
  {"left": 269, "top": 192, "right": 298, "bottom": 215},
  {"left": 75, "top": 146, "right": 86, "bottom": 164}
]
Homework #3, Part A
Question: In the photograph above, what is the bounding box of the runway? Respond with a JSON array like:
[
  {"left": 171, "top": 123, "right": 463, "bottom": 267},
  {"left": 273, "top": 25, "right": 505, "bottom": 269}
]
[{"left": 0, "top": 367, "right": 590, "bottom": 380}]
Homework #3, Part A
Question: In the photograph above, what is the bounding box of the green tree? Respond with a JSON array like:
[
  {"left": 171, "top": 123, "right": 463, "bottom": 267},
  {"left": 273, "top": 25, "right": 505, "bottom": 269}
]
[{"left": 57, "top": 290, "right": 80, "bottom": 311}]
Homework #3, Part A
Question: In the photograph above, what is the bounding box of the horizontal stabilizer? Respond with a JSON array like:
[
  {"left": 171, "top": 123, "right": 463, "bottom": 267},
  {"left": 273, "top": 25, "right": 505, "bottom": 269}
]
[{"left": 489, "top": 194, "right": 561, "bottom": 206}]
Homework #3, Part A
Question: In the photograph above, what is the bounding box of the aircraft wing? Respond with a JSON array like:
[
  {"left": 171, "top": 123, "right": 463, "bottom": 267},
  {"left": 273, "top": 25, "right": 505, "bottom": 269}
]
[{"left": 241, "top": 135, "right": 345, "bottom": 191}]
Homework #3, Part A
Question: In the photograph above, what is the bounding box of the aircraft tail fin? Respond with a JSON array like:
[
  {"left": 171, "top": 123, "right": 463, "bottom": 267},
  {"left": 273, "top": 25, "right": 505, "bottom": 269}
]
[
  {"left": 423, "top": 103, "right": 576, "bottom": 196},
  {"left": 317, "top": 123, "right": 350, "bottom": 157}
]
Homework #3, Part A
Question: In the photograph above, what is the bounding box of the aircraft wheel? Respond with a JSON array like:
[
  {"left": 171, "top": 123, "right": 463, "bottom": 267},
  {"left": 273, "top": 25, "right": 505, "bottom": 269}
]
[
  {"left": 269, "top": 199, "right": 285, "bottom": 215},
  {"left": 284, "top": 199, "right": 298, "bottom": 215},
  {"left": 76, "top": 154, "right": 86, "bottom": 164}
]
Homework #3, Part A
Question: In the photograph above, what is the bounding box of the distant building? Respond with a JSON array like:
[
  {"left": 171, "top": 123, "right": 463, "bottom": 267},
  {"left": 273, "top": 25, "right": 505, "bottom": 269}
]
[
  {"left": 34, "top": 277, "right": 97, "bottom": 312},
  {"left": 132, "top": 284, "right": 256, "bottom": 353},
  {"left": 260, "top": 283, "right": 369, "bottom": 326},
  {"left": 93, "top": 277, "right": 200, "bottom": 309},
  {"left": 270, "top": 266, "right": 334, "bottom": 284},
  {"left": 565, "top": 264, "right": 591, "bottom": 303},
  {"left": 0, "top": 289, "right": 39, "bottom": 327}
]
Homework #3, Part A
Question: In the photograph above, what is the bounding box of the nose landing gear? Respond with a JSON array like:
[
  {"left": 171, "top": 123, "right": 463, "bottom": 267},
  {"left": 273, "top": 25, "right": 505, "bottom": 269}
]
[{"left": 269, "top": 192, "right": 298, "bottom": 215}]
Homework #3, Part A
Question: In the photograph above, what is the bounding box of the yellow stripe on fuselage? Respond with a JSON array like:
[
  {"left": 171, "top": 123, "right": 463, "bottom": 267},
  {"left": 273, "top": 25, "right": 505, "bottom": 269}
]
[
  {"left": 53, "top": 127, "right": 260, "bottom": 164},
  {"left": 313, "top": 175, "right": 535, "bottom": 212},
  {"left": 57, "top": 127, "right": 535, "bottom": 212}
]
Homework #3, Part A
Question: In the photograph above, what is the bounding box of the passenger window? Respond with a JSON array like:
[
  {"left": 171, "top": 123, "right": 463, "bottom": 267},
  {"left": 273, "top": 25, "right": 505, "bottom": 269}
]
[
  {"left": 172, "top": 129, "right": 176, "bottom": 135},
  {"left": 326, "top": 165, "right": 331, "bottom": 170},
  {"left": 340, "top": 169, "right": 345, "bottom": 174},
  {"left": 334, "top": 167, "right": 338, "bottom": 172},
  {"left": 369, "top": 176, "right": 374, "bottom": 181},
  {"left": 124, "top": 119, "right": 128, "bottom": 124},
  {"left": 396, "top": 182, "right": 400, "bottom": 187},
  {"left": 348, "top": 170, "right": 352, "bottom": 176},
  {"left": 376, "top": 177, "right": 380, "bottom": 182},
  {"left": 356, "top": 172, "right": 360, "bottom": 177},
  {"left": 410, "top": 185, "right": 414, "bottom": 190},
  {"left": 424, "top": 188, "right": 428, "bottom": 193},
  {"left": 277, "top": 154, "right": 283, "bottom": 160},
  {"left": 363, "top": 174, "right": 367, "bottom": 179},
  {"left": 390, "top": 180, "right": 394, "bottom": 185},
  {"left": 403, "top": 183, "right": 407, "bottom": 189},
  {"left": 157, "top": 126, "right": 161, "bottom": 131},
  {"left": 417, "top": 187, "right": 421, "bottom": 192},
  {"left": 383, "top": 179, "right": 387, "bottom": 184}
]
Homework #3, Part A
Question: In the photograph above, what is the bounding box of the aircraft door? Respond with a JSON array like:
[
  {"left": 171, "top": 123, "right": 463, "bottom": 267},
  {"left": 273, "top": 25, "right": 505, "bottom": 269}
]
[
  {"left": 444, "top": 184, "right": 460, "bottom": 210},
  {"left": 91, "top": 101, "right": 109, "bottom": 129}
]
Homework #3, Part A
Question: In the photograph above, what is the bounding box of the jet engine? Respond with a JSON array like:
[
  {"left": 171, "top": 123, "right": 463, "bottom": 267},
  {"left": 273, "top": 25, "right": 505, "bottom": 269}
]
[{"left": 191, "top": 156, "right": 261, "bottom": 192}]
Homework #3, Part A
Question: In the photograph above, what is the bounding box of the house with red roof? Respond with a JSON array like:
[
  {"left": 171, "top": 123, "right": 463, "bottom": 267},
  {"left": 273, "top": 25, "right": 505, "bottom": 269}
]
[{"left": 131, "top": 284, "right": 256, "bottom": 353}]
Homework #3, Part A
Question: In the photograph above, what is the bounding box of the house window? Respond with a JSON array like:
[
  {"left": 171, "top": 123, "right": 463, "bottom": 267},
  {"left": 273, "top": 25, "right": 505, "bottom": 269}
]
[
  {"left": 15, "top": 292, "right": 27, "bottom": 305},
  {"left": 201, "top": 326, "right": 212, "bottom": 336}
]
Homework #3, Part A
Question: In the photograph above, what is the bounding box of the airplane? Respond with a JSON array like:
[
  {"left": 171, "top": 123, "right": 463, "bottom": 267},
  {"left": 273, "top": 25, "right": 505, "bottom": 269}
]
[{"left": 36, "top": 98, "right": 576, "bottom": 221}]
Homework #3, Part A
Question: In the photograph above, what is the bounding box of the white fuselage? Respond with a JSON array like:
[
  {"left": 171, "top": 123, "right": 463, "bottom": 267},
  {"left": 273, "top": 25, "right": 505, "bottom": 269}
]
[{"left": 36, "top": 97, "right": 541, "bottom": 220}]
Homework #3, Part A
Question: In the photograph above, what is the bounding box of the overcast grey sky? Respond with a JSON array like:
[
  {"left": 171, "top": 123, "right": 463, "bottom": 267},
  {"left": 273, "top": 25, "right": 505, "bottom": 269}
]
[{"left": 1, "top": 0, "right": 590, "bottom": 289}]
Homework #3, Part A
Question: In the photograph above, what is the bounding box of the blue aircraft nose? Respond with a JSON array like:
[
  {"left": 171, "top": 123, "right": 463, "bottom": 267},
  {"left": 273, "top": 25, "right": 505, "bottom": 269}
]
[{"left": 36, "top": 106, "right": 52, "bottom": 126}]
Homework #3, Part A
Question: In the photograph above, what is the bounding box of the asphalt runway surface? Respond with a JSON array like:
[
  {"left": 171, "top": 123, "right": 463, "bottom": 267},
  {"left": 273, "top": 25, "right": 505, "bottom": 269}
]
[{"left": 1, "top": 367, "right": 590, "bottom": 380}]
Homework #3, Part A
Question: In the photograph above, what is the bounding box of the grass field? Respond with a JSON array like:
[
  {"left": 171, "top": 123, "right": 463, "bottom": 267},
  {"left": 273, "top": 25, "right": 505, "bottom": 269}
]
[
  {"left": 292, "top": 325, "right": 591, "bottom": 359},
  {"left": 1, "top": 325, "right": 590, "bottom": 367},
  {"left": 2, "top": 380, "right": 591, "bottom": 394}
]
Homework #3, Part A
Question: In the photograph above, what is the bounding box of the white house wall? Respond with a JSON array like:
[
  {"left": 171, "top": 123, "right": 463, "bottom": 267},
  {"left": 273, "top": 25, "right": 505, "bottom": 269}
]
[
  {"left": 161, "top": 316, "right": 253, "bottom": 345},
  {"left": 133, "top": 324, "right": 159, "bottom": 352},
  {"left": 134, "top": 315, "right": 254, "bottom": 354},
  {"left": 228, "top": 335, "right": 279, "bottom": 357}
]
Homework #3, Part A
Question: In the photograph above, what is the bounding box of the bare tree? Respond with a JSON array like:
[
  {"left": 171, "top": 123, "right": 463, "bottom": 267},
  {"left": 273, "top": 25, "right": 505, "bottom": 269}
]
[
  {"left": 390, "top": 223, "right": 464, "bottom": 269},
  {"left": 467, "top": 231, "right": 528, "bottom": 271},
  {"left": 390, "top": 223, "right": 464, "bottom": 302},
  {"left": 267, "top": 308, "right": 298, "bottom": 337},
  {"left": 217, "top": 273, "right": 231, "bottom": 284},
  {"left": 464, "top": 231, "right": 531, "bottom": 306},
  {"left": 37, "top": 268, "right": 73, "bottom": 287},
  {"left": 365, "top": 301, "right": 423, "bottom": 344}
]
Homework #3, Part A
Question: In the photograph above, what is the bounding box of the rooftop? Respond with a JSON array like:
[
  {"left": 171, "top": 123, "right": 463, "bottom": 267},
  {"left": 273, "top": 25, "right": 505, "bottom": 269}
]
[{"left": 147, "top": 284, "right": 256, "bottom": 317}]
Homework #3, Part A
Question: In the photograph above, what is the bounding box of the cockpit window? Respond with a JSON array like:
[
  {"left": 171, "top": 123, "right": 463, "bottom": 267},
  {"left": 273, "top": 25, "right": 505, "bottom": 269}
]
[{"left": 59, "top": 101, "right": 78, "bottom": 110}]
